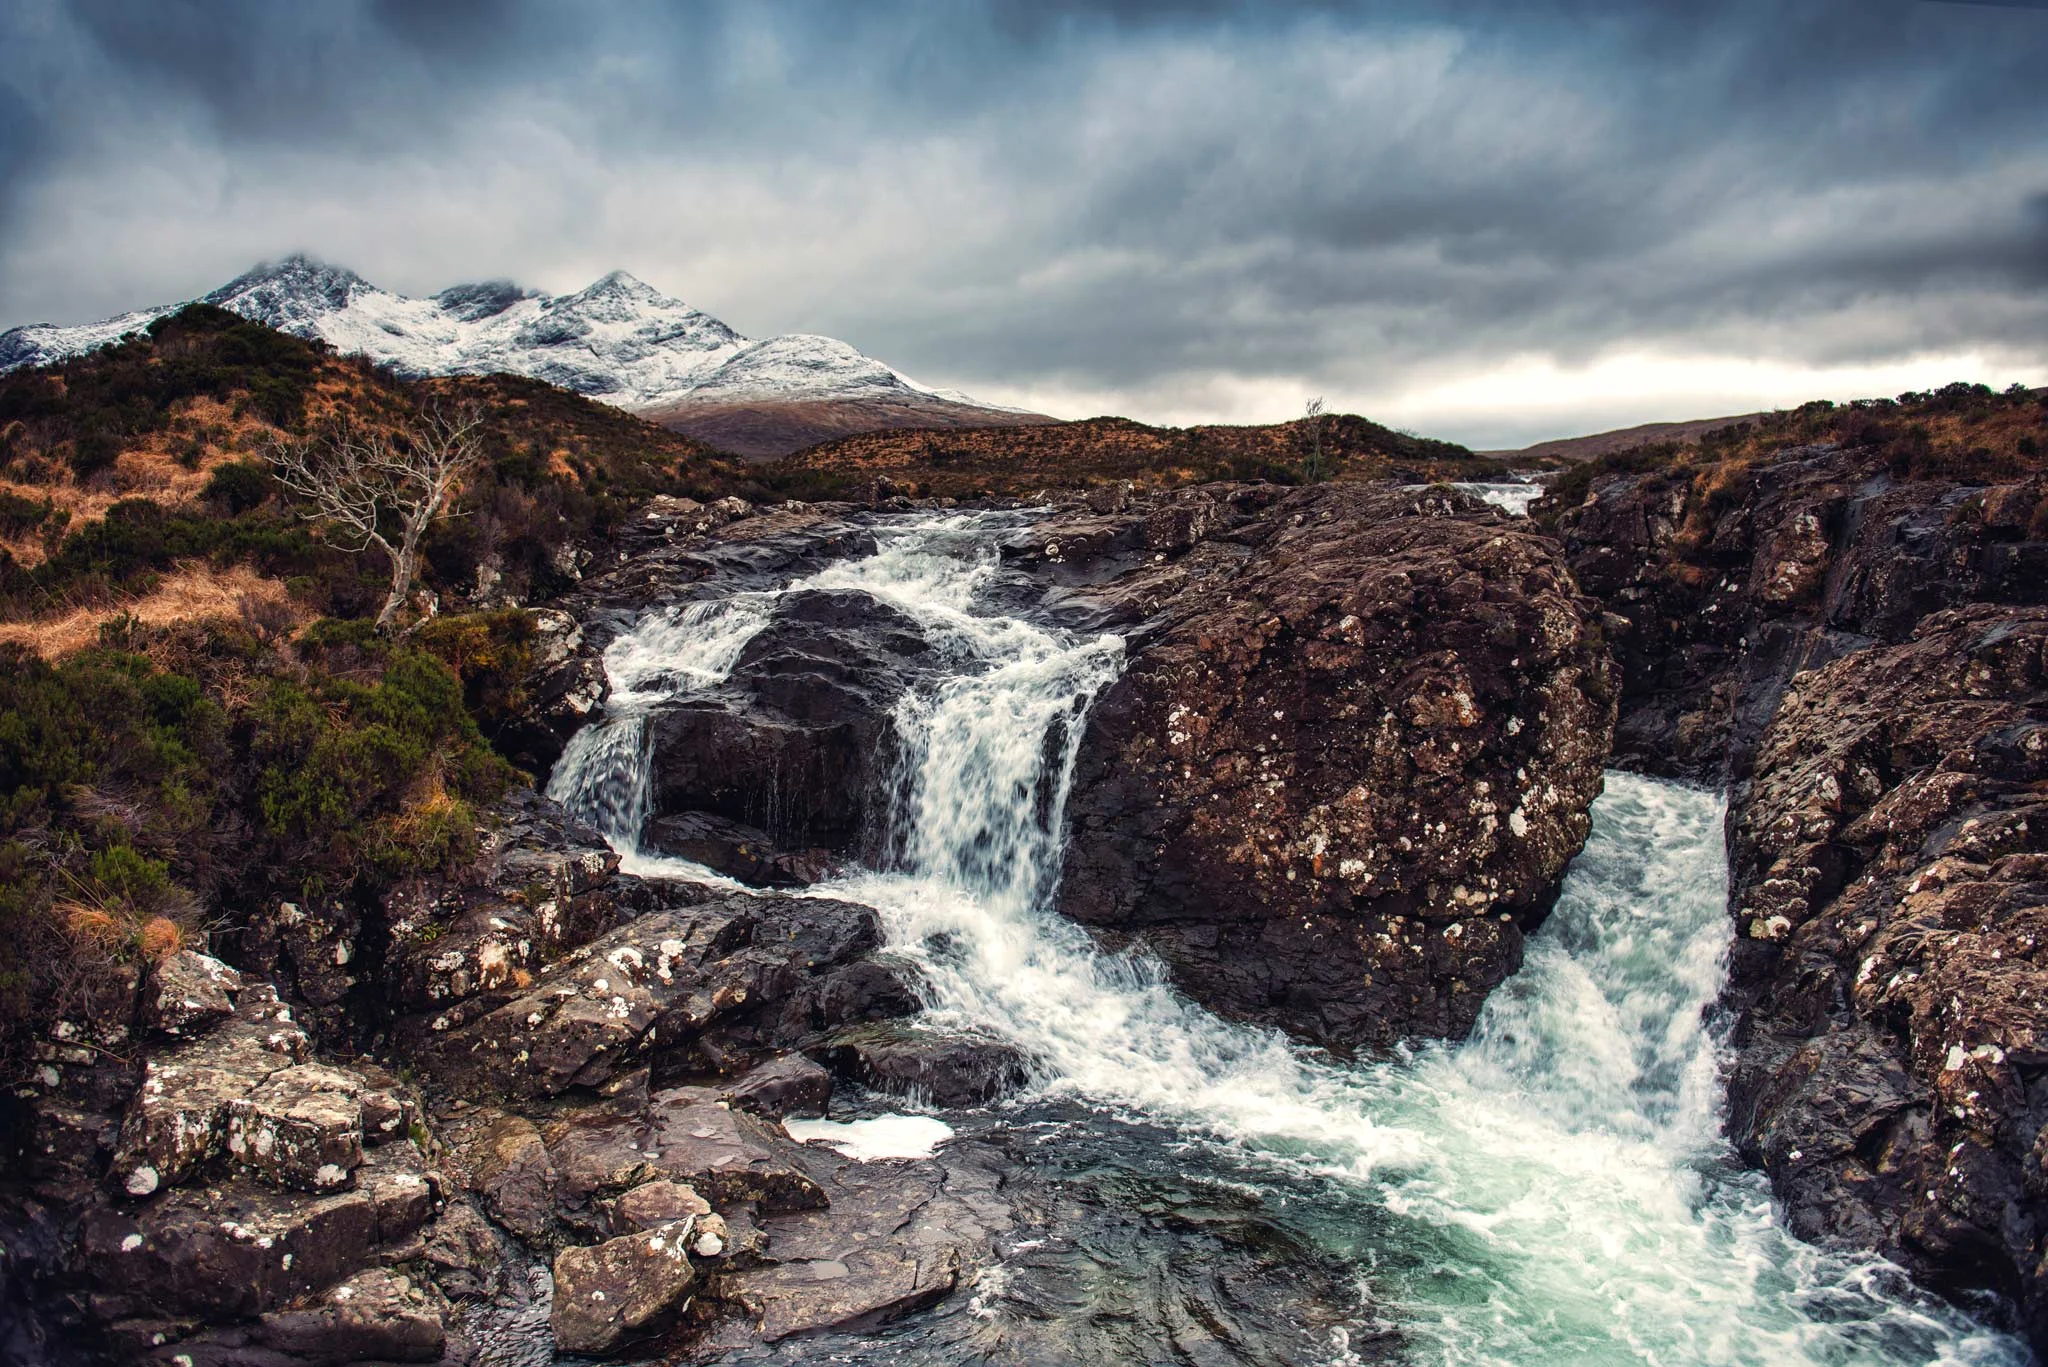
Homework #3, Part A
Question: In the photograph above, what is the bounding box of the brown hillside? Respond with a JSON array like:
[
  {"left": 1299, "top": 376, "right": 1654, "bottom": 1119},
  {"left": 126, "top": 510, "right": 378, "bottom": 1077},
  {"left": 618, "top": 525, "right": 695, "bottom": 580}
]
[
  {"left": 645, "top": 393, "right": 1058, "bottom": 459},
  {"left": 767, "top": 412, "right": 1510, "bottom": 498},
  {"left": 1481, "top": 412, "right": 1770, "bottom": 463},
  {"left": 0, "top": 304, "right": 758, "bottom": 637},
  {"left": 1535, "top": 383, "right": 2048, "bottom": 526}
]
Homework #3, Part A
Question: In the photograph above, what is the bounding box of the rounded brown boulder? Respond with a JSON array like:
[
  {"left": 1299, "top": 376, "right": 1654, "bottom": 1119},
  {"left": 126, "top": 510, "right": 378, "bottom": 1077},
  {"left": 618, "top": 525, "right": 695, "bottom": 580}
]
[{"left": 1058, "top": 484, "right": 1617, "bottom": 1051}]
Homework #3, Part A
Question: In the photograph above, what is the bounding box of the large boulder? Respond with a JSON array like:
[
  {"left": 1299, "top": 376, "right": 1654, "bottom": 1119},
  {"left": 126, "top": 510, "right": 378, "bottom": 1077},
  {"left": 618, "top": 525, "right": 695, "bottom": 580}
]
[
  {"left": 550, "top": 1221, "right": 699, "bottom": 1355},
  {"left": 645, "top": 588, "right": 935, "bottom": 853},
  {"left": 1059, "top": 484, "right": 1616, "bottom": 1050},
  {"left": 1722, "top": 604, "right": 2048, "bottom": 1347}
]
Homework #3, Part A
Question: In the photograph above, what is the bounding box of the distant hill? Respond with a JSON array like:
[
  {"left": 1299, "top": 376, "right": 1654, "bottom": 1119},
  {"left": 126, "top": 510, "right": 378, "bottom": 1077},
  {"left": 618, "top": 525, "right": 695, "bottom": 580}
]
[
  {"left": 1481, "top": 412, "right": 1771, "bottom": 464},
  {"left": 767, "top": 411, "right": 1504, "bottom": 498},
  {"left": 1, "top": 255, "right": 1044, "bottom": 457},
  {"left": 1532, "top": 382, "right": 2048, "bottom": 522}
]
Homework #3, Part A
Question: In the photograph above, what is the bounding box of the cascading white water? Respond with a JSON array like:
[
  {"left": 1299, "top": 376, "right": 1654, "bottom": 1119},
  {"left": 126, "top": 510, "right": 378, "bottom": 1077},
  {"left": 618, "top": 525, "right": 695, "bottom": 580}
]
[
  {"left": 545, "top": 593, "right": 776, "bottom": 874},
  {"left": 552, "top": 511, "right": 2028, "bottom": 1366}
]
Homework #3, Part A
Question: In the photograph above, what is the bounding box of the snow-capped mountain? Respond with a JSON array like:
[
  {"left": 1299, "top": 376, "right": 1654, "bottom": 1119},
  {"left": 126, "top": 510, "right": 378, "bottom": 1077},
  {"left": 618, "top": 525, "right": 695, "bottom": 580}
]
[{"left": 0, "top": 256, "right": 1046, "bottom": 454}]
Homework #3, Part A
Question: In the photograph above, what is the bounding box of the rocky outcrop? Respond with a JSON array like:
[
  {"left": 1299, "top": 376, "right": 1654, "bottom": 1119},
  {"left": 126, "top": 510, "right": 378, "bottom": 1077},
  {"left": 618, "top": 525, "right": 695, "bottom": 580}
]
[
  {"left": 437, "top": 1081, "right": 1025, "bottom": 1353},
  {"left": 645, "top": 587, "right": 935, "bottom": 855},
  {"left": 1547, "top": 449, "right": 2048, "bottom": 782},
  {"left": 1723, "top": 604, "right": 2048, "bottom": 1343},
  {"left": 1058, "top": 483, "right": 1618, "bottom": 1050},
  {"left": 5, "top": 953, "right": 485, "bottom": 1365},
  {"left": 382, "top": 787, "right": 627, "bottom": 1026},
  {"left": 150, "top": 1267, "right": 454, "bottom": 1367},
  {"left": 3, "top": 773, "right": 947, "bottom": 1363},
  {"left": 410, "top": 891, "right": 886, "bottom": 1098}
]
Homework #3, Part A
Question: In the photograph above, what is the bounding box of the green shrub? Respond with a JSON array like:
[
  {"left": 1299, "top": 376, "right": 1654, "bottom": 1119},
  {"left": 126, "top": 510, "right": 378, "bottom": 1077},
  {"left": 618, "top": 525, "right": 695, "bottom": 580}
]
[
  {"left": 251, "top": 643, "right": 514, "bottom": 881},
  {"left": 414, "top": 609, "right": 541, "bottom": 750},
  {"left": 202, "top": 460, "right": 276, "bottom": 515},
  {"left": 0, "top": 492, "right": 52, "bottom": 537},
  {"left": 0, "top": 627, "right": 517, "bottom": 1078}
]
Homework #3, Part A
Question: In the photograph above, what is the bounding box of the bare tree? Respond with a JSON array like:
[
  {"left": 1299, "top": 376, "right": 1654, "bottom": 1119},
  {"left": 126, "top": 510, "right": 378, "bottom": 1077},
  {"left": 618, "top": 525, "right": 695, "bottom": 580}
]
[
  {"left": 267, "top": 404, "right": 484, "bottom": 630},
  {"left": 1302, "top": 396, "right": 1327, "bottom": 483}
]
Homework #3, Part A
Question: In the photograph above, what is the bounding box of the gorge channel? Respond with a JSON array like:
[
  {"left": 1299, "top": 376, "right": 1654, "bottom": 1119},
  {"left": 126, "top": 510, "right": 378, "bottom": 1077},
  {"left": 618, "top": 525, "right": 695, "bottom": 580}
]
[{"left": 547, "top": 510, "right": 2024, "bottom": 1365}]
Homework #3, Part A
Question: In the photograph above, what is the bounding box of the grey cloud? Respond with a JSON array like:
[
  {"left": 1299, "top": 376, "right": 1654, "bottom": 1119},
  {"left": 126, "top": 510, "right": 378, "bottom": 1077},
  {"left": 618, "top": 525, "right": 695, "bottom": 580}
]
[{"left": 2, "top": 0, "right": 2045, "bottom": 442}]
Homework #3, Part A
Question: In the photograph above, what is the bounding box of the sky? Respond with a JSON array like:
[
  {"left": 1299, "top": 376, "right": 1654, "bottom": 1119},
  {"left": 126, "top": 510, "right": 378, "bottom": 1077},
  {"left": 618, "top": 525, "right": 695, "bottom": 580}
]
[{"left": 1, "top": 0, "right": 2045, "bottom": 449}]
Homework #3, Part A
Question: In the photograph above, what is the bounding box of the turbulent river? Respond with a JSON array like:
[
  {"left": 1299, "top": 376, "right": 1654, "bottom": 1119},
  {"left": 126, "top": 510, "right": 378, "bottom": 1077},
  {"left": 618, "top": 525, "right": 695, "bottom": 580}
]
[{"left": 547, "top": 511, "right": 2028, "bottom": 1366}]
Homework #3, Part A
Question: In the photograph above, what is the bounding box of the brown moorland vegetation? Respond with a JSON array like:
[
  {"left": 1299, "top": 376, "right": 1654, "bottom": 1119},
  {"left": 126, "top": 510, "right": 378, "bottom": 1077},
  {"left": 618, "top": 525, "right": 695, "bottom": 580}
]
[
  {"left": 0, "top": 303, "right": 759, "bottom": 632},
  {"left": 763, "top": 411, "right": 1528, "bottom": 499},
  {"left": 1534, "top": 382, "right": 2048, "bottom": 532}
]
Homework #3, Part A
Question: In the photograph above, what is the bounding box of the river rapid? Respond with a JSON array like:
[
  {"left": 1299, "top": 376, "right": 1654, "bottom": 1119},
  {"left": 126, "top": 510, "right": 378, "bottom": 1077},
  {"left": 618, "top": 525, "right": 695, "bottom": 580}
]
[{"left": 547, "top": 510, "right": 2028, "bottom": 1366}]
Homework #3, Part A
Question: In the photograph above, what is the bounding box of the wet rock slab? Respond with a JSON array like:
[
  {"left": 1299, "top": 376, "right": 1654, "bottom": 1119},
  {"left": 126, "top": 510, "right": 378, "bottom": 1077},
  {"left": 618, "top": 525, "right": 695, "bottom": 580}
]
[
  {"left": 412, "top": 891, "right": 883, "bottom": 1098},
  {"left": 723, "top": 1142, "right": 1015, "bottom": 1342},
  {"left": 821, "top": 1022, "right": 1030, "bottom": 1108}
]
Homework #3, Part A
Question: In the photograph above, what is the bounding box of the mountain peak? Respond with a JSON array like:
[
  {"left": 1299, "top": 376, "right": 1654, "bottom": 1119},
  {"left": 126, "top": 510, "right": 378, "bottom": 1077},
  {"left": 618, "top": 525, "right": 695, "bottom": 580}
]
[
  {"left": 565, "top": 269, "right": 668, "bottom": 306},
  {"left": 0, "top": 258, "right": 1029, "bottom": 450},
  {"left": 203, "top": 255, "right": 374, "bottom": 323}
]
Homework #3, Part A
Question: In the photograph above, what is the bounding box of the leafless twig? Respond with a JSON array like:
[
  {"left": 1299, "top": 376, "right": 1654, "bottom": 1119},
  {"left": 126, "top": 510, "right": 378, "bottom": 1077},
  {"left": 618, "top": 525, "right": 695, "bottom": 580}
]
[{"left": 266, "top": 404, "right": 484, "bottom": 629}]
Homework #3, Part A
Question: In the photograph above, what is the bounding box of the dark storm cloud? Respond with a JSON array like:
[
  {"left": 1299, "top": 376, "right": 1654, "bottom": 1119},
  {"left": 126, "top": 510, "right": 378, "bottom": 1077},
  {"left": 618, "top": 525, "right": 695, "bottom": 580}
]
[{"left": 1, "top": 0, "right": 2044, "bottom": 443}]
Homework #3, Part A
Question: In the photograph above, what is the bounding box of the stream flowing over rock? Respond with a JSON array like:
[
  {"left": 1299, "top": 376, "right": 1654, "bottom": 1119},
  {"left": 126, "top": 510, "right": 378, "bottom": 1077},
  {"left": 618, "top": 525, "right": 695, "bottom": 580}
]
[
  {"left": 1550, "top": 445, "right": 2048, "bottom": 1347},
  {"left": 6, "top": 482, "right": 2039, "bottom": 1366},
  {"left": 1055, "top": 483, "right": 1617, "bottom": 1050}
]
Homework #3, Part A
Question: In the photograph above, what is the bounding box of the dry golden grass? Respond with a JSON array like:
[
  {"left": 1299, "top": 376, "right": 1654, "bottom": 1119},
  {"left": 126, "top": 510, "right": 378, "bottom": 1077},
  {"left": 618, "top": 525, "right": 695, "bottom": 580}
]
[
  {"left": 0, "top": 562, "right": 305, "bottom": 659},
  {"left": 137, "top": 916, "right": 187, "bottom": 961},
  {"left": 0, "top": 397, "right": 280, "bottom": 567}
]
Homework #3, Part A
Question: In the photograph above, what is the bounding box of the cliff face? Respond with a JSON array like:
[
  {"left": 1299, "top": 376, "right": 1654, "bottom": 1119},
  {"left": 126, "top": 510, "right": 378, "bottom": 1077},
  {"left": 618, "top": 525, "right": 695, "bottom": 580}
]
[
  {"left": 1545, "top": 394, "right": 2048, "bottom": 1346},
  {"left": 1723, "top": 606, "right": 2048, "bottom": 1331},
  {"left": 1551, "top": 449, "right": 2047, "bottom": 783}
]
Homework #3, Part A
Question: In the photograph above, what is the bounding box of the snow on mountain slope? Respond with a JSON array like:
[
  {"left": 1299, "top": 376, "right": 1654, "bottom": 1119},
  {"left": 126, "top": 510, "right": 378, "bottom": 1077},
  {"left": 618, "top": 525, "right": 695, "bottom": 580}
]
[
  {"left": 0, "top": 307, "right": 165, "bottom": 374},
  {"left": 0, "top": 256, "right": 1022, "bottom": 426},
  {"left": 684, "top": 334, "right": 928, "bottom": 403}
]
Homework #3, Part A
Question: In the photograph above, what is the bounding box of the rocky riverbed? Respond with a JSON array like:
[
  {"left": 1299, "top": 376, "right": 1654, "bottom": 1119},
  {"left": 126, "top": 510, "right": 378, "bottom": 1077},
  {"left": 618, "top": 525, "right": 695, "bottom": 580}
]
[{"left": 5, "top": 455, "right": 2046, "bottom": 1364}]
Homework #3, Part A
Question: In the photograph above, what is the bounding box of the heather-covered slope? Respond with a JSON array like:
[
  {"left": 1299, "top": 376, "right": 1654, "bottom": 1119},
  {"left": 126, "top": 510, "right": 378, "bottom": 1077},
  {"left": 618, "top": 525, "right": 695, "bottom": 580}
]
[
  {"left": 0, "top": 302, "right": 754, "bottom": 638},
  {"left": 767, "top": 410, "right": 1514, "bottom": 498}
]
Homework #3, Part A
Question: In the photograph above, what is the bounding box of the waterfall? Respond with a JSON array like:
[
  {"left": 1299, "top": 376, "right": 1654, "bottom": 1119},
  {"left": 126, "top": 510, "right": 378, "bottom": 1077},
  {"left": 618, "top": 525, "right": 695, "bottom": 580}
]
[{"left": 550, "top": 509, "right": 2027, "bottom": 1366}]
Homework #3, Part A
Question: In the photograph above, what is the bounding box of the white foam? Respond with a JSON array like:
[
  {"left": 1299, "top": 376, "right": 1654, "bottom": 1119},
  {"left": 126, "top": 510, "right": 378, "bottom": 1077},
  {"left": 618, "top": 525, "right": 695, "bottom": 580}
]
[{"left": 786, "top": 1114, "right": 956, "bottom": 1161}]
